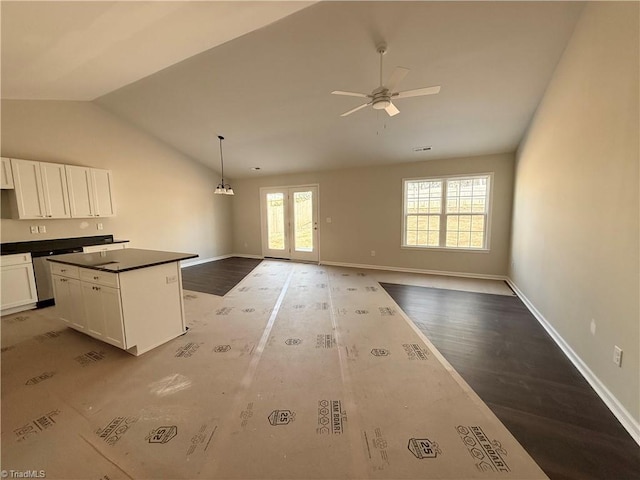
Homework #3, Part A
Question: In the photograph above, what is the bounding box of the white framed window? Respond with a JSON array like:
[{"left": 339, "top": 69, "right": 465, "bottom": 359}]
[{"left": 403, "top": 174, "right": 492, "bottom": 250}]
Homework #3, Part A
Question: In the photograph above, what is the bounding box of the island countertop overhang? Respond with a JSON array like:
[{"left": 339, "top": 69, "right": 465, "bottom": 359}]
[{"left": 46, "top": 248, "right": 198, "bottom": 273}]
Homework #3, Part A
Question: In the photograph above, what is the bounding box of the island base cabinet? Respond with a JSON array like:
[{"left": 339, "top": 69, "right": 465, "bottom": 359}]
[
  {"left": 81, "top": 282, "right": 125, "bottom": 349},
  {"left": 119, "top": 262, "right": 186, "bottom": 356},
  {"left": 51, "top": 275, "right": 85, "bottom": 331},
  {"left": 50, "top": 259, "right": 187, "bottom": 356}
]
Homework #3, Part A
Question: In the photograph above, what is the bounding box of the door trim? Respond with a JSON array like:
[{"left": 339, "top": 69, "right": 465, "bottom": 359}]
[{"left": 259, "top": 184, "right": 320, "bottom": 263}]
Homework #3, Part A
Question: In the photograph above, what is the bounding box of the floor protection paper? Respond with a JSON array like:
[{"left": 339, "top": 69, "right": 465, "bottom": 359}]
[{"left": 1, "top": 261, "right": 547, "bottom": 479}]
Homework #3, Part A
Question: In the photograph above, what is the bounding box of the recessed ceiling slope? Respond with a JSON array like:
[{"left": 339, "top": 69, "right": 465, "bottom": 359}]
[{"left": 1, "top": 1, "right": 314, "bottom": 100}]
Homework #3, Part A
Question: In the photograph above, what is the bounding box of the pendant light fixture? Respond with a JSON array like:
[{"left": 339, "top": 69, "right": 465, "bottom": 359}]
[{"left": 214, "top": 135, "right": 234, "bottom": 195}]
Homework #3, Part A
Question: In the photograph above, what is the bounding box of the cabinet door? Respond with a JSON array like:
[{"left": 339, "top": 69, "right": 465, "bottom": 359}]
[
  {"left": 52, "top": 275, "right": 85, "bottom": 330},
  {"left": 91, "top": 169, "right": 115, "bottom": 217},
  {"left": 1, "top": 262, "right": 38, "bottom": 312},
  {"left": 82, "top": 283, "right": 125, "bottom": 348},
  {"left": 66, "top": 165, "right": 94, "bottom": 217},
  {"left": 11, "top": 159, "right": 46, "bottom": 218},
  {"left": 1, "top": 157, "right": 14, "bottom": 189},
  {"left": 100, "top": 286, "right": 125, "bottom": 347},
  {"left": 40, "top": 162, "right": 71, "bottom": 218},
  {"left": 82, "top": 282, "right": 103, "bottom": 338},
  {"left": 51, "top": 275, "right": 71, "bottom": 326}
]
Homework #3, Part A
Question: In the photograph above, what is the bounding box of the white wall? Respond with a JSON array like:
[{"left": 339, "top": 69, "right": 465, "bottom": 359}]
[
  {"left": 1, "top": 100, "right": 233, "bottom": 262},
  {"left": 232, "top": 152, "right": 514, "bottom": 277},
  {"left": 510, "top": 2, "right": 639, "bottom": 433}
]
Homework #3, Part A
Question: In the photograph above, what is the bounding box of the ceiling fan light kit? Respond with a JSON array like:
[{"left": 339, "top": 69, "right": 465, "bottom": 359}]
[{"left": 331, "top": 42, "right": 440, "bottom": 118}]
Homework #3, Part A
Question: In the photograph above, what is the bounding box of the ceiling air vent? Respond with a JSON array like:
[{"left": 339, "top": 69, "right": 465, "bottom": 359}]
[{"left": 413, "top": 146, "right": 432, "bottom": 152}]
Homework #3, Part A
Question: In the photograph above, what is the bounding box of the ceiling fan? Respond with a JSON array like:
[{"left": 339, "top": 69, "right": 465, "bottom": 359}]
[{"left": 331, "top": 43, "right": 440, "bottom": 117}]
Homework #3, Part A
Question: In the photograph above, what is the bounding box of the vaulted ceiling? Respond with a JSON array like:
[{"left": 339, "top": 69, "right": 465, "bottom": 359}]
[{"left": 1, "top": 1, "right": 584, "bottom": 178}]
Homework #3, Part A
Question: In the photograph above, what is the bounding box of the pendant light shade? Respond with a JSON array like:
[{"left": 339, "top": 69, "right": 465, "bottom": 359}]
[{"left": 214, "top": 135, "right": 234, "bottom": 195}]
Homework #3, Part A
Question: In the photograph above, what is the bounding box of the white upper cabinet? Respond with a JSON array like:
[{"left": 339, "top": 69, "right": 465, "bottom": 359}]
[
  {"left": 65, "top": 165, "right": 93, "bottom": 217},
  {"left": 41, "top": 162, "right": 72, "bottom": 217},
  {"left": 91, "top": 168, "right": 116, "bottom": 217},
  {"left": 1, "top": 157, "right": 14, "bottom": 189},
  {"left": 10, "top": 158, "right": 71, "bottom": 219},
  {"left": 66, "top": 165, "right": 115, "bottom": 218}
]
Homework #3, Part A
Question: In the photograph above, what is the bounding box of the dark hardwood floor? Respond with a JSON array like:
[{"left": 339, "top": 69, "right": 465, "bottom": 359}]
[
  {"left": 181, "top": 257, "right": 262, "bottom": 296},
  {"left": 381, "top": 282, "right": 640, "bottom": 480}
]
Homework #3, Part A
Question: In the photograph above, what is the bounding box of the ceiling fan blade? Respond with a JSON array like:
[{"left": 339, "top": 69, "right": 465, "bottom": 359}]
[
  {"left": 385, "top": 67, "right": 409, "bottom": 92},
  {"left": 385, "top": 102, "right": 400, "bottom": 117},
  {"left": 394, "top": 85, "right": 441, "bottom": 99},
  {"left": 331, "top": 90, "right": 370, "bottom": 98},
  {"left": 340, "top": 102, "right": 371, "bottom": 117}
]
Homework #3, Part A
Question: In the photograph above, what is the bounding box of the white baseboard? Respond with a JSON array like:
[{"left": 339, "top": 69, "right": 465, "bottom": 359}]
[
  {"left": 180, "top": 253, "right": 264, "bottom": 268},
  {"left": 506, "top": 278, "right": 640, "bottom": 446},
  {"left": 180, "top": 254, "right": 232, "bottom": 268},
  {"left": 232, "top": 253, "right": 264, "bottom": 260},
  {"left": 319, "top": 260, "right": 507, "bottom": 281}
]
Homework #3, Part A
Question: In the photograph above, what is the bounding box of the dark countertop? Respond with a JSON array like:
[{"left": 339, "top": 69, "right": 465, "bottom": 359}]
[
  {"left": 46, "top": 248, "right": 198, "bottom": 273},
  {"left": 1, "top": 235, "right": 129, "bottom": 256}
]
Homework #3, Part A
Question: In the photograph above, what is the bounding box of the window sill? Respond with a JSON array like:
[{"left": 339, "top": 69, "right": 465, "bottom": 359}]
[{"left": 401, "top": 245, "right": 491, "bottom": 254}]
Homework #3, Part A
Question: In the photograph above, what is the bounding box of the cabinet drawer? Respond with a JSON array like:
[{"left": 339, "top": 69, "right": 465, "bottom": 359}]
[
  {"left": 80, "top": 268, "right": 119, "bottom": 288},
  {"left": 50, "top": 262, "right": 79, "bottom": 279},
  {"left": 1, "top": 252, "right": 32, "bottom": 267}
]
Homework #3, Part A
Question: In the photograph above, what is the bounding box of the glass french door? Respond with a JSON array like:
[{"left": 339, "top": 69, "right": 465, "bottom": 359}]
[{"left": 260, "top": 185, "right": 318, "bottom": 262}]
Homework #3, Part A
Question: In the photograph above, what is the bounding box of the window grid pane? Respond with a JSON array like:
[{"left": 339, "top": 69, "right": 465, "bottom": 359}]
[
  {"left": 293, "top": 191, "right": 313, "bottom": 252},
  {"left": 406, "top": 180, "right": 442, "bottom": 215},
  {"left": 446, "top": 177, "right": 488, "bottom": 215},
  {"left": 404, "top": 176, "right": 489, "bottom": 250},
  {"left": 266, "top": 193, "right": 285, "bottom": 250},
  {"left": 405, "top": 214, "right": 440, "bottom": 247},
  {"left": 445, "top": 214, "right": 485, "bottom": 248}
]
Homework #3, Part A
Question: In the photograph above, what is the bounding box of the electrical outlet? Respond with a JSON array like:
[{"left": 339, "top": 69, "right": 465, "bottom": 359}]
[
  {"left": 370, "top": 250, "right": 376, "bottom": 257},
  {"left": 30, "top": 225, "right": 38, "bottom": 234},
  {"left": 97, "top": 223, "right": 103, "bottom": 230},
  {"left": 613, "top": 346, "right": 623, "bottom": 367},
  {"left": 38, "top": 225, "right": 46, "bottom": 233},
  {"left": 326, "top": 217, "right": 332, "bottom": 224},
  {"left": 166, "top": 275, "right": 178, "bottom": 284}
]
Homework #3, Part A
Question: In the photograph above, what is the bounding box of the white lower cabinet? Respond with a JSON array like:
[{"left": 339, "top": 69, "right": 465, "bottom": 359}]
[
  {"left": 51, "top": 264, "right": 84, "bottom": 330},
  {"left": 81, "top": 281, "right": 125, "bottom": 349},
  {"left": 52, "top": 261, "right": 125, "bottom": 349},
  {"left": 1, "top": 253, "right": 38, "bottom": 315},
  {"left": 52, "top": 275, "right": 85, "bottom": 330},
  {"left": 50, "top": 260, "right": 185, "bottom": 356}
]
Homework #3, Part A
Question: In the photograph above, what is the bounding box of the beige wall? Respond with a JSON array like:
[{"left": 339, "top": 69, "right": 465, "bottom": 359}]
[
  {"left": 1, "top": 100, "right": 233, "bottom": 261},
  {"left": 232, "top": 152, "right": 514, "bottom": 277},
  {"left": 510, "top": 2, "right": 639, "bottom": 426}
]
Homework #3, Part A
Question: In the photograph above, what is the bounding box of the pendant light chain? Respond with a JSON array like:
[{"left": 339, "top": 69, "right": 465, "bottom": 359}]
[{"left": 219, "top": 135, "right": 225, "bottom": 185}]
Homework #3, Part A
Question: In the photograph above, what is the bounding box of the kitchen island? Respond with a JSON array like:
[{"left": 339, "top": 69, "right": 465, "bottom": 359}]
[{"left": 48, "top": 248, "right": 198, "bottom": 356}]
